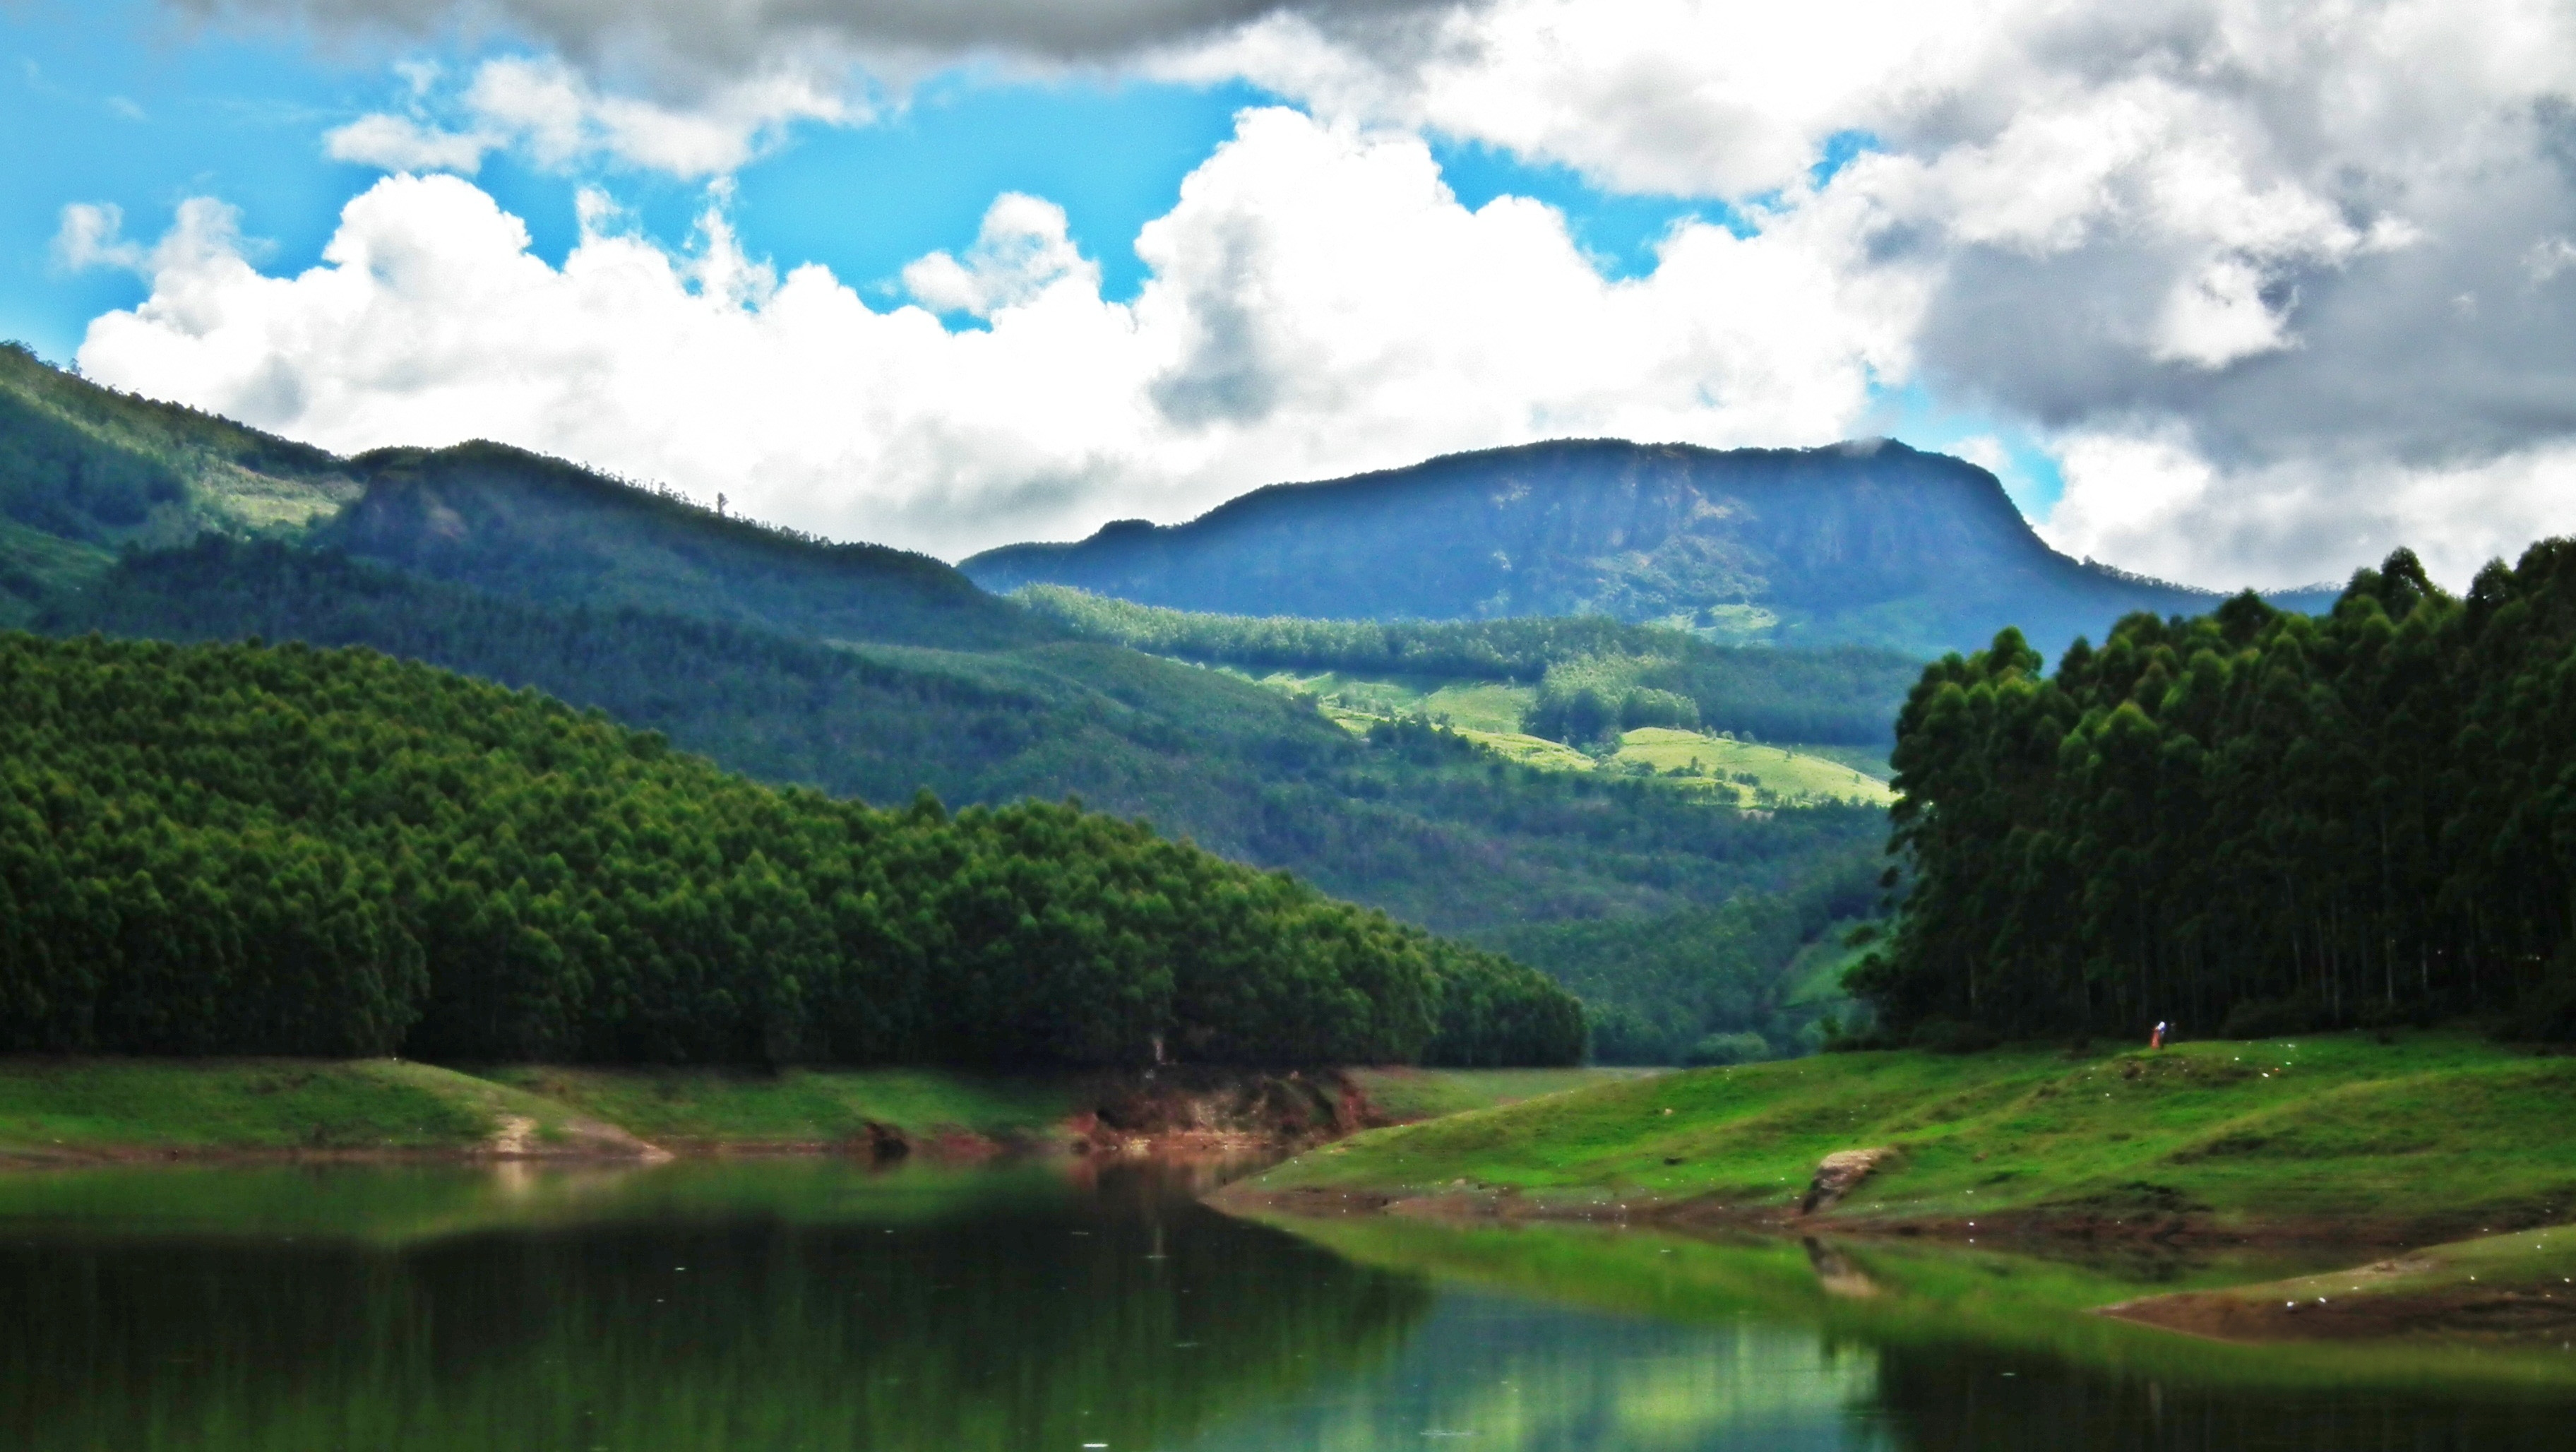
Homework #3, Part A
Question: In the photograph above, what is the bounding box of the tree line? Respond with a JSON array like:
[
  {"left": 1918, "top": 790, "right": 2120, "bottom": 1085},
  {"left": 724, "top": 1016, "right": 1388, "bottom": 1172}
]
[
  {"left": 1854, "top": 544, "right": 2576, "bottom": 1042},
  {"left": 0, "top": 633, "right": 1582, "bottom": 1066}
]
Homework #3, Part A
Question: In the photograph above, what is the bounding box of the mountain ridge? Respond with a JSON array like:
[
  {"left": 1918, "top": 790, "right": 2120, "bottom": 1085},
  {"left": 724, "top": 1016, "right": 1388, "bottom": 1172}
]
[{"left": 963, "top": 437, "right": 2334, "bottom": 659}]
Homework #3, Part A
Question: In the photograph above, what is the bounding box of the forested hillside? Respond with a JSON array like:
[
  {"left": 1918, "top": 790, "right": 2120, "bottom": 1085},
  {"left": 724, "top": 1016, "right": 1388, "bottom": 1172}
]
[
  {"left": 965, "top": 439, "right": 2331, "bottom": 658},
  {"left": 1018, "top": 586, "right": 1919, "bottom": 746},
  {"left": 328, "top": 441, "right": 1041, "bottom": 651},
  {"left": 0, "top": 343, "right": 356, "bottom": 622},
  {"left": 1856, "top": 544, "right": 2576, "bottom": 1042},
  {"left": 1479, "top": 852, "right": 1880, "bottom": 1064},
  {"left": 0, "top": 633, "right": 1582, "bottom": 1066},
  {"left": 52, "top": 539, "right": 1885, "bottom": 936},
  {"left": 1, "top": 352, "right": 1895, "bottom": 1061}
]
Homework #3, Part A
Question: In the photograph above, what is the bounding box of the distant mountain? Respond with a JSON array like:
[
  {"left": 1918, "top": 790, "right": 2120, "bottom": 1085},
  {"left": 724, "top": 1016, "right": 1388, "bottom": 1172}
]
[
  {"left": 0, "top": 343, "right": 1034, "bottom": 653},
  {"left": 963, "top": 439, "right": 2334, "bottom": 659},
  {"left": 326, "top": 441, "right": 1042, "bottom": 651}
]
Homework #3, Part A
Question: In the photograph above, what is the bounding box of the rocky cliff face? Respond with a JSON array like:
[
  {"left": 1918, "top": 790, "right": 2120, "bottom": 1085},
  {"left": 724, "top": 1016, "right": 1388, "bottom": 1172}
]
[{"left": 965, "top": 438, "right": 2320, "bottom": 659}]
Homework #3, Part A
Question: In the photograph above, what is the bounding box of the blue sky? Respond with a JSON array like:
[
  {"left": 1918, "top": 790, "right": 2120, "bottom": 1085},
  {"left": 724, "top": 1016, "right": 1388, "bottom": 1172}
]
[
  {"left": 1, "top": 0, "right": 2079, "bottom": 522},
  {"left": 4, "top": 0, "right": 2561, "bottom": 584},
  {"left": 3, "top": 4, "right": 1711, "bottom": 350}
]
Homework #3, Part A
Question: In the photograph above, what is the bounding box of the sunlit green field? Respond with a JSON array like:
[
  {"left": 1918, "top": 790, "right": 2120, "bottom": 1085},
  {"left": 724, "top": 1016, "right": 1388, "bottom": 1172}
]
[
  {"left": 1252, "top": 1033, "right": 2576, "bottom": 1233},
  {"left": 1610, "top": 727, "right": 1895, "bottom": 804},
  {"left": 1253, "top": 666, "right": 1888, "bottom": 805}
]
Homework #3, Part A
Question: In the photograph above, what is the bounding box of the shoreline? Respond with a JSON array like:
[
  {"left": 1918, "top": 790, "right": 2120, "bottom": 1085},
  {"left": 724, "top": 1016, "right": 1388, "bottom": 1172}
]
[{"left": 1205, "top": 1179, "right": 2525, "bottom": 1253}]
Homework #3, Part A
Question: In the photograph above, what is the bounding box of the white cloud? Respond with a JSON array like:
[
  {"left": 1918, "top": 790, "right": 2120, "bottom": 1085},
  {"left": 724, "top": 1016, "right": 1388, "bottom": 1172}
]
[
  {"left": 73, "top": 110, "right": 1912, "bottom": 559},
  {"left": 55, "top": 198, "right": 256, "bottom": 284},
  {"left": 324, "top": 112, "right": 493, "bottom": 172},
  {"left": 326, "top": 54, "right": 856, "bottom": 179},
  {"left": 1172, "top": 0, "right": 2576, "bottom": 583},
  {"left": 900, "top": 194, "right": 1098, "bottom": 317},
  {"left": 2039, "top": 429, "right": 2576, "bottom": 590},
  {"left": 100, "top": 0, "right": 2576, "bottom": 588},
  {"left": 52, "top": 203, "right": 145, "bottom": 272}
]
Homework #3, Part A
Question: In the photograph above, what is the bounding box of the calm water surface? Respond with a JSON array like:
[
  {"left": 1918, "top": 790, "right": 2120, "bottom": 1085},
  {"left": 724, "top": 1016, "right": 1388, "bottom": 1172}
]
[{"left": 2, "top": 1157, "right": 2570, "bottom": 1450}]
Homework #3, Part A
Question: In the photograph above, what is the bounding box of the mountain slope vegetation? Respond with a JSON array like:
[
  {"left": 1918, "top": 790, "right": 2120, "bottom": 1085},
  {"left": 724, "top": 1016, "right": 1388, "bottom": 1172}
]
[
  {"left": 52, "top": 538, "right": 1885, "bottom": 937},
  {"left": 0, "top": 352, "right": 1892, "bottom": 1056},
  {"left": 965, "top": 438, "right": 2332, "bottom": 659},
  {"left": 328, "top": 441, "right": 1042, "bottom": 651},
  {"left": 0, "top": 632, "right": 1582, "bottom": 1066}
]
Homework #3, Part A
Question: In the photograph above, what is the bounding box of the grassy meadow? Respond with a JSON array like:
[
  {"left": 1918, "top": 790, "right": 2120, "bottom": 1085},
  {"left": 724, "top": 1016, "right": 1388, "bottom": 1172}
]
[
  {"left": 0, "top": 1059, "right": 592, "bottom": 1157},
  {"left": 1246, "top": 1033, "right": 2576, "bottom": 1235},
  {"left": 1251, "top": 666, "right": 1892, "bottom": 807}
]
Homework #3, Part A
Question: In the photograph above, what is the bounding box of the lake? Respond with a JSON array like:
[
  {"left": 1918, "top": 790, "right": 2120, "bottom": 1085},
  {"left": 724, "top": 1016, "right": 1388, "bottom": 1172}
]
[{"left": 4, "top": 1156, "right": 2571, "bottom": 1450}]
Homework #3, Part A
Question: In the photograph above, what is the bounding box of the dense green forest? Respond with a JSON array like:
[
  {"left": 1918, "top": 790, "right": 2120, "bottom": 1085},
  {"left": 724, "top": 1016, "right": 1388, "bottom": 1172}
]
[
  {"left": 1018, "top": 585, "right": 1920, "bottom": 746},
  {"left": 54, "top": 540, "right": 1885, "bottom": 940},
  {"left": 1855, "top": 544, "right": 2576, "bottom": 1042},
  {"left": 0, "top": 633, "right": 1581, "bottom": 1066},
  {"left": 1480, "top": 852, "right": 1878, "bottom": 1064}
]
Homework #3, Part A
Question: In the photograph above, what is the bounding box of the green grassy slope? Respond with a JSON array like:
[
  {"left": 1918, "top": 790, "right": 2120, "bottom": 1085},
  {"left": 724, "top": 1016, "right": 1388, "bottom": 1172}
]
[
  {"left": 0, "top": 1059, "right": 599, "bottom": 1156},
  {"left": 485, "top": 1066, "right": 1083, "bottom": 1145},
  {"left": 0, "top": 1061, "right": 1636, "bottom": 1162},
  {"left": 1261, "top": 665, "right": 1890, "bottom": 807},
  {"left": 1344, "top": 1066, "right": 1664, "bottom": 1122},
  {"left": 1246, "top": 1033, "right": 2576, "bottom": 1233}
]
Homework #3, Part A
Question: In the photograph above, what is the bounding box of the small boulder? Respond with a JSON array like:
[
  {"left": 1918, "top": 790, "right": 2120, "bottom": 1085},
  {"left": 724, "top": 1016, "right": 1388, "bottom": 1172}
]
[{"left": 1800, "top": 1146, "right": 1899, "bottom": 1215}]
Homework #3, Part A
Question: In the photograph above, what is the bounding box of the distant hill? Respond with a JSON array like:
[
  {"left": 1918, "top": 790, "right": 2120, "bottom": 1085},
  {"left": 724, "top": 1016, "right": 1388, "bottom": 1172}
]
[
  {"left": 963, "top": 439, "right": 2334, "bottom": 660},
  {"left": 328, "top": 441, "right": 1042, "bottom": 652},
  {"left": 0, "top": 342, "right": 1031, "bottom": 652}
]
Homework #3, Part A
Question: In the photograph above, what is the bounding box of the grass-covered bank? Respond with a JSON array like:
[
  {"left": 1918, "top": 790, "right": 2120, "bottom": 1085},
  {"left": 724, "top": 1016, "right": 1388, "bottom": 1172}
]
[
  {"left": 0, "top": 1059, "right": 1623, "bottom": 1163},
  {"left": 0, "top": 1059, "right": 643, "bottom": 1161},
  {"left": 479, "top": 1066, "right": 1085, "bottom": 1151},
  {"left": 1227, "top": 1033, "right": 2576, "bottom": 1242}
]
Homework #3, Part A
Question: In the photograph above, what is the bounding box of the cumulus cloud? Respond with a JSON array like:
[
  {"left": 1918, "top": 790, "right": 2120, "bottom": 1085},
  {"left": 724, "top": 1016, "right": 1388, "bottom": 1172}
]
[
  {"left": 73, "top": 109, "right": 1907, "bottom": 559},
  {"left": 111, "top": 0, "right": 2576, "bottom": 585},
  {"left": 2040, "top": 429, "right": 2576, "bottom": 590},
  {"left": 1190, "top": 0, "right": 2576, "bottom": 586},
  {"left": 900, "top": 195, "right": 1097, "bottom": 318}
]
